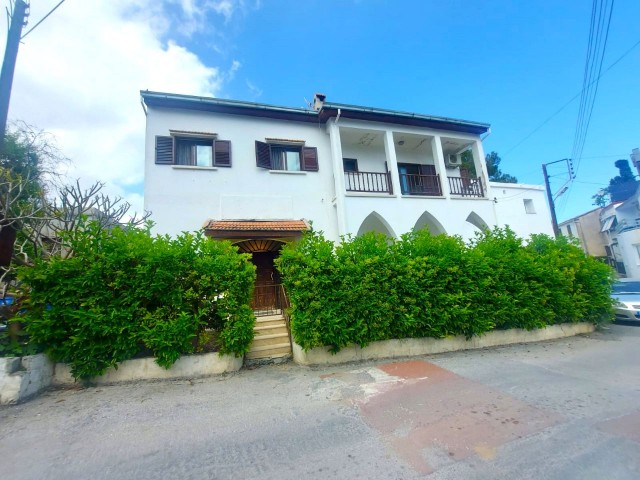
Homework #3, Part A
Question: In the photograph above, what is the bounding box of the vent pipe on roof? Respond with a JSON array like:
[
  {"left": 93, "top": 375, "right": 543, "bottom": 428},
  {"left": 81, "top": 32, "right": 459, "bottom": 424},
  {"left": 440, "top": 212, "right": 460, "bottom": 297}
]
[{"left": 313, "top": 93, "right": 326, "bottom": 111}]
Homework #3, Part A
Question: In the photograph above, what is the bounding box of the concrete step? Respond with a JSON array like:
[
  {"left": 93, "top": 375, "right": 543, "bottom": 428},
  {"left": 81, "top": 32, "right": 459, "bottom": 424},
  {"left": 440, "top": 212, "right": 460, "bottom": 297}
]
[
  {"left": 246, "top": 343, "right": 292, "bottom": 360},
  {"left": 254, "top": 316, "right": 286, "bottom": 328},
  {"left": 255, "top": 313, "right": 285, "bottom": 322},
  {"left": 251, "top": 332, "right": 290, "bottom": 348},
  {"left": 254, "top": 324, "right": 288, "bottom": 336}
]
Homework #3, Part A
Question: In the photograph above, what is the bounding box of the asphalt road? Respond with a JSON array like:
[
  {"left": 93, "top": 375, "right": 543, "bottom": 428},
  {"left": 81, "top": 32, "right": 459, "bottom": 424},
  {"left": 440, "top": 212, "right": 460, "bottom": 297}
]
[{"left": 1, "top": 324, "right": 639, "bottom": 480}]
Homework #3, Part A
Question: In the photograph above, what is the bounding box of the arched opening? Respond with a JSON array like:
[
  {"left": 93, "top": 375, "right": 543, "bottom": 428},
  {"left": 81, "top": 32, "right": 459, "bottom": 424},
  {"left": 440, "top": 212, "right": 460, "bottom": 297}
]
[
  {"left": 465, "top": 211, "right": 489, "bottom": 232},
  {"left": 356, "top": 212, "right": 396, "bottom": 238},
  {"left": 233, "top": 239, "right": 285, "bottom": 254},
  {"left": 413, "top": 211, "right": 446, "bottom": 236}
]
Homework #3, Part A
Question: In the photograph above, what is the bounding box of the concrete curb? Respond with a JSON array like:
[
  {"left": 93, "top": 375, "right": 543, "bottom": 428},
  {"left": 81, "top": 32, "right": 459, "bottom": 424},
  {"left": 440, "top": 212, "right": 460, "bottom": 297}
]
[{"left": 292, "top": 323, "right": 595, "bottom": 366}]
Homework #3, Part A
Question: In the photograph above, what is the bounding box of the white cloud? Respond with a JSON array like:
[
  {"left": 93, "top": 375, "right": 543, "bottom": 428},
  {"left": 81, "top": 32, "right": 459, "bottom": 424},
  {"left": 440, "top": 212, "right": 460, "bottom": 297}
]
[
  {"left": 1, "top": 0, "right": 232, "bottom": 216},
  {"left": 246, "top": 79, "right": 263, "bottom": 99},
  {"left": 210, "top": 0, "right": 235, "bottom": 22}
]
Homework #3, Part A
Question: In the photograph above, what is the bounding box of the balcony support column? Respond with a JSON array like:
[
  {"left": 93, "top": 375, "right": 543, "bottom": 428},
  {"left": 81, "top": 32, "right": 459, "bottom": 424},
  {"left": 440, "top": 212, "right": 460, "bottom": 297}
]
[
  {"left": 431, "top": 135, "right": 451, "bottom": 197},
  {"left": 472, "top": 140, "right": 492, "bottom": 199},
  {"left": 383, "top": 130, "right": 402, "bottom": 196},
  {"left": 328, "top": 120, "right": 348, "bottom": 237}
]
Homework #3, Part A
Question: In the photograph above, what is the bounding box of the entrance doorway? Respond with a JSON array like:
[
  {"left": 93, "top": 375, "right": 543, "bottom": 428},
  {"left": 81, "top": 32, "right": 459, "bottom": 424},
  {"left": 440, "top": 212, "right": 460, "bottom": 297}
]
[{"left": 234, "top": 239, "right": 285, "bottom": 313}]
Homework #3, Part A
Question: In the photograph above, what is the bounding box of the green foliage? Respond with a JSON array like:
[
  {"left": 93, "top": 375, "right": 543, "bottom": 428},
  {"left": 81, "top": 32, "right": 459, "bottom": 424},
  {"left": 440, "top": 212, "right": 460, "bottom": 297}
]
[
  {"left": 0, "top": 298, "right": 42, "bottom": 357},
  {"left": 277, "top": 227, "right": 614, "bottom": 352},
  {"left": 17, "top": 224, "right": 255, "bottom": 378},
  {"left": 485, "top": 151, "right": 517, "bottom": 183},
  {"left": 459, "top": 150, "right": 517, "bottom": 183},
  {"left": 592, "top": 159, "right": 639, "bottom": 205}
]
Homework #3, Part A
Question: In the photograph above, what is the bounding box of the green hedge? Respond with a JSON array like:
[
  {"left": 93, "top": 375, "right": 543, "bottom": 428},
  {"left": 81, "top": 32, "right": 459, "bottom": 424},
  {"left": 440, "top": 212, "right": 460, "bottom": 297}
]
[
  {"left": 276, "top": 228, "right": 614, "bottom": 352},
  {"left": 18, "top": 224, "right": 255, "bottom": 379}
]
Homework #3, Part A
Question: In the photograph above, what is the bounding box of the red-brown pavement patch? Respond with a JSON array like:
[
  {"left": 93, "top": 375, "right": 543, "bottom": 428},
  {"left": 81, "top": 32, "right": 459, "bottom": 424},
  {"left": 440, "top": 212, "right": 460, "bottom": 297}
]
[
  {"left": 597, "top": 411, "right": 640, "bottom": 444},
  {"left": 359, "top": 360, "right": 561, "bottom": 474}
]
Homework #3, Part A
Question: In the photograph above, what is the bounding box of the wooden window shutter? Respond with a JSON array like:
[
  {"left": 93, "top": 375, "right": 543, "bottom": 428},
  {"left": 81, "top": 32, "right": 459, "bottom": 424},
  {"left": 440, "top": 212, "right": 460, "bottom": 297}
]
[
  {"left": 214, "top": 140, "right": 231, "bottom": 167},
  {"left": 255, "top": 141, "right": 271, "bottom": 169},
  {"left": 301, "top": 147, "right": 319, "bottom": 172},
  {"left": 155, "top": 136, "right": 173, "bottom": 165}
]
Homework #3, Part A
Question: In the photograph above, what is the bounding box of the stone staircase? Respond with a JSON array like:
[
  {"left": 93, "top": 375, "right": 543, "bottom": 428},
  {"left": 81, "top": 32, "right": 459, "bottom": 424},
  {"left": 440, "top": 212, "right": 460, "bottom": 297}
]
[{"left": 246, "top": 313, "right": 292, "bottom": 361}]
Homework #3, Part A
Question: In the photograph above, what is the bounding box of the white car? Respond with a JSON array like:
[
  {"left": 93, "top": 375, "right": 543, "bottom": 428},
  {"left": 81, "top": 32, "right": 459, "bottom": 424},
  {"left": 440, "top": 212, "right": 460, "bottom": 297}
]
[{"left": 611, "top": 279, "right": 640, "bottom": 322}]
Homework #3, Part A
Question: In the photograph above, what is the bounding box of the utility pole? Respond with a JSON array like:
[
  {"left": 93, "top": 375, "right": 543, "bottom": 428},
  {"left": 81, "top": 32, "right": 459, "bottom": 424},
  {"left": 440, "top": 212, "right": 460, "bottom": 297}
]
[
  {"left": 542, "top": 163, "right": 560, "bottom": 237},
  {"left": 542, "top": 158, "right": 573, "bottom": 238},
  {"left": 0, "top": 0, "right": 29, "bottom": 149}
]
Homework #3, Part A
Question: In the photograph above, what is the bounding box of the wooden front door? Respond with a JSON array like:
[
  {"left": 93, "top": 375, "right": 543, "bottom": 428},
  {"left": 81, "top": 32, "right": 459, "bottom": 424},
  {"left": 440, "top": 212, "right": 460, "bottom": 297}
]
[{"left": 251, "top": 251, "right": 281, "bottom": 311}]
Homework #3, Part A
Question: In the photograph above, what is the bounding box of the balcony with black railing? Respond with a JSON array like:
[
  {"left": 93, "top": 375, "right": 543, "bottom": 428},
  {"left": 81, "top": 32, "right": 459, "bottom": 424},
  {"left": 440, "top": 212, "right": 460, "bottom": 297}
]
[
  {"left": 399, "top": 173, "right": 442, "bottom": 196},
  {"left": 344, "top": 171, "right": 393, "bottom": 194},
  {"left": 448, "top": 176, "right": 484, "bottom": 197}
]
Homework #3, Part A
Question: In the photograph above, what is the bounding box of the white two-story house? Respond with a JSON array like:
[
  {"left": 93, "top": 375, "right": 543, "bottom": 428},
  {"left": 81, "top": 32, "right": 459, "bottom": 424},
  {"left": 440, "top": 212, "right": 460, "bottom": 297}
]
[{"left": 142, "top": 91, "right": 553, "bottom": 298}]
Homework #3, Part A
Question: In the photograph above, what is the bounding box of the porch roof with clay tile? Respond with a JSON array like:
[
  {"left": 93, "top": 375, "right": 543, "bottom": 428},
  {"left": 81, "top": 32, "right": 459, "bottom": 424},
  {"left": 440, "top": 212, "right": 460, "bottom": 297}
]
[{"left": 203, "top": 220, "right": 308, "bottom": 239}]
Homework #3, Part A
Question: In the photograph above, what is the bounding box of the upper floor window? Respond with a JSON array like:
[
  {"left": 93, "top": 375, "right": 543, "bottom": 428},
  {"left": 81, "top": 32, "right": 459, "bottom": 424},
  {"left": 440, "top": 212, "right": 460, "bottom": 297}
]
[
  {"left": 271, "top": 145, "right": 301, "bottom": 171},
  {"left": 255, "top": 141, "right": 318, "bottom": 172},
  {"left": 154, "top": 134, "right": 231, "bottom": 167}
]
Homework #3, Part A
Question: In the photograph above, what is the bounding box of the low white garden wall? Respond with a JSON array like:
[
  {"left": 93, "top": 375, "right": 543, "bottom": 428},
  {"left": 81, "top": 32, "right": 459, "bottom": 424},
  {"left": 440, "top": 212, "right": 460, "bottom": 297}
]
[
  {"left": 0, "top": 354, "right": 54, "bottom": 405},
  {"left": 53, "top": 352, "right": 243, "bottom": 386},
  {"left": 1, "top": 352, "right": 242, "bottom": 404},
  {"left": 293, "top": 322, "right": 595, "bottom": 366}
]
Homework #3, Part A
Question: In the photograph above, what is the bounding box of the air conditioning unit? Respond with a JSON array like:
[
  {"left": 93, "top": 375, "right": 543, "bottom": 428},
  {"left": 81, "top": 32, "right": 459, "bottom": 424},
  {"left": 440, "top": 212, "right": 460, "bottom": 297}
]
[{"left": 446, "top": 154, "right": 461, "bottom": 167}]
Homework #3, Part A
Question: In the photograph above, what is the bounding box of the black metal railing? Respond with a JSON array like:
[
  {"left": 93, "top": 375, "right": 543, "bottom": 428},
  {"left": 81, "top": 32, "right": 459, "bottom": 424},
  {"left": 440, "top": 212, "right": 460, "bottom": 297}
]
[
  {"left": 399, "top": 173, "right": 442, "bottom": 196},
  {"left": 448, "top": 176, "right": 484, "bottom": 197},
  {"left": 251, "top": 283, "right": 287, "bottom": 317},
  {"left": 344, "top": 171, "right": 393, "bottom": 194}
]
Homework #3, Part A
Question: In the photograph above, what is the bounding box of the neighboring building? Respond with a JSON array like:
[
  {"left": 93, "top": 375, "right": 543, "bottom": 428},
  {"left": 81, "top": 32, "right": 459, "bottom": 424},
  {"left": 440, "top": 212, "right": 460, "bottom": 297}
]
[
  {"left": 562, "top": 186, "right": 640, "bottom": 278},
  {"left": 141, "top": 91, "right": 554, "bottom": 296},
  {"left": 607, "top": 188, "right": 640, "bottom": 278},
  {"left": 559, "top": 207, "right": 607, "bottom": 258}
]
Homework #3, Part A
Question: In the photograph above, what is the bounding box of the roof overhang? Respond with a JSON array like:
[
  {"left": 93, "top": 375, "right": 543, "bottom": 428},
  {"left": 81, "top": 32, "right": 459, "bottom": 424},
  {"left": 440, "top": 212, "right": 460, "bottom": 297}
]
[
  {"left": 141, "top": 91, "right": 490, "bottom": 135},
  {"left": 203, "top": 220, "right": 308, "bottom": 239},
  {"left": 141, "top": 91, "right": 319, "bottom": 124},
  {"left": 318, "top": 103, "right": 490, "bottom": 135}
]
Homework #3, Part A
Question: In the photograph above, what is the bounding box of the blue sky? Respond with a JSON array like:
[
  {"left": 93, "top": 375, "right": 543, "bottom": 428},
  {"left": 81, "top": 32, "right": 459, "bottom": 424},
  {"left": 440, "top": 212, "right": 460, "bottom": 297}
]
[{"left": 4, "top": 0, "right": 640, "bottom": 222}]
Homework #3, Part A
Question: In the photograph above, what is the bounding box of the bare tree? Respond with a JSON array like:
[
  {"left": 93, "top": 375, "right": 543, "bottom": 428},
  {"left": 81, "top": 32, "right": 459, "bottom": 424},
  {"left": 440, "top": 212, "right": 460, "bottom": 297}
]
[{"left": 0, "top": 123, "right": 150, "bottom": 293}]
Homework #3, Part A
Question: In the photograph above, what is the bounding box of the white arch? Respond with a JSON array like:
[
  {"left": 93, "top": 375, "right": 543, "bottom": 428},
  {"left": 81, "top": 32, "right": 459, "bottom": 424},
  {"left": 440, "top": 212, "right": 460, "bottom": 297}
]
[
  {"left": 356, "top": 211, "right": 396, "bottom": 238},
  {"left": 414, "top": 211, "right": 447, "bottom": 236},
  {"left": 466, "top": 211, "right": 489, "bottom": 232}
]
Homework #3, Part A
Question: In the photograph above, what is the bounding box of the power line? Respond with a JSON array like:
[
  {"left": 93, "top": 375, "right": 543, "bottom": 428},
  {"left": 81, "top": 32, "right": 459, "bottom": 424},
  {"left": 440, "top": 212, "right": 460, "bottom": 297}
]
[
  {"left": 21, "top": 0, "right": 65, "bottom": 40},
  {"left": 563, "top": 0, "right": 614, "bottom": 211},
  {"left": 571, "top": 0, "right": 615, "bottom": 174},
  {"left": 503, "top": 33, "right": 638, "bottom": 158}
]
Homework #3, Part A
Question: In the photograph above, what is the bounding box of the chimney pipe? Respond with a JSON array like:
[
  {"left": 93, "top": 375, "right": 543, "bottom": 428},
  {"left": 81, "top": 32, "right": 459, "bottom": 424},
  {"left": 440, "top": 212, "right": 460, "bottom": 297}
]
[{"left": 313, "top": 93, "right": 326, "bottom": 111}]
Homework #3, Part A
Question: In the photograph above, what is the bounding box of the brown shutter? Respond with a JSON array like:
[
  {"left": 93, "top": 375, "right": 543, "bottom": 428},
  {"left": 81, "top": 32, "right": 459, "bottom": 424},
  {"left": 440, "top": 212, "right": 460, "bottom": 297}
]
[
  {"left": 255, "top": 141, "right": 271, "bottom": 169},
  {"left": 301, "top": 146, "right": 319, "bottom": 172},
  {"left": 155, "top": 136, "right": 173, "bottom": 165},
  {"left": 214, "top": 140, "right": 231, "bottom": 167}
]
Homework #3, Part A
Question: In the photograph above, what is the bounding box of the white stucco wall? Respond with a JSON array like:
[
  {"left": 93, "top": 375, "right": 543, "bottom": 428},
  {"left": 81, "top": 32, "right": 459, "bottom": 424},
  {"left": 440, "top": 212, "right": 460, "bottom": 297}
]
[
  {"left": 144, "top": 106, "right": 338, "bottom": 239},
  {"left": 615, "top": 229, "right": 640, "bottom": 278},
  {"left": 490, "top": 183, "right": 554, "bottom": 238},
  {"left": 144, "top": 106, "right": 553, "bottom": 243}
]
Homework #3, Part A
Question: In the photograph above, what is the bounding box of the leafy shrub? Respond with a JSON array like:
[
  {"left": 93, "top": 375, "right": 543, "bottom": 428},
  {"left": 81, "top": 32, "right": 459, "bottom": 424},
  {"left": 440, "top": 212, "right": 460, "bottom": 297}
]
[
  {"left": 18, "top": 223, "right": 255, "bottom": 379},
  {"left": 276, "top": 227, "right": 614, "bottom": 352}
]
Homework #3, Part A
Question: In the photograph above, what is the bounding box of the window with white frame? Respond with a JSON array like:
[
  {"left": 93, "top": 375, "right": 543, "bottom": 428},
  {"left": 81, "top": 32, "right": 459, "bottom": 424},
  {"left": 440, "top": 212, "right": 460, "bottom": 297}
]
[
  {"left": 255, "top": 141, "right": 319, "bottom": 172},
  {"left": 154, "top": 134, "right": 231, "bottom": 167},
  {"left": 523, "top": 199, "right": 536, "bottom": 214}
]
